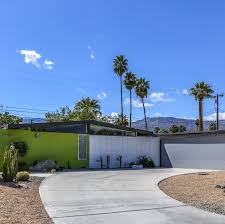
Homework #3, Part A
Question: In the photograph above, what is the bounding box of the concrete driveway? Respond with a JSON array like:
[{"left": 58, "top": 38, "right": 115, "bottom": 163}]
[{"left": 40, "top": 169, "right": 225, "bottom": 224}]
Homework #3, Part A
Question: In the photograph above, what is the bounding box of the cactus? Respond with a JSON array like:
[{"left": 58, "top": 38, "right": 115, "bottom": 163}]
[{"left": 2, "top": 144, "right": 18, "bottom": 182}]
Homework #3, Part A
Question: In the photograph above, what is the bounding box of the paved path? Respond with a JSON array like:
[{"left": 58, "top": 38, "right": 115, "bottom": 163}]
[{"left": 39, "top": 168, "right": 225, "bottom": 224}]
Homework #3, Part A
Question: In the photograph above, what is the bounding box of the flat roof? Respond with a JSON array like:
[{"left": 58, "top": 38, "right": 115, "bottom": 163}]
[{"left": 8, "top": 120, "right": 154, "bottom": 136}]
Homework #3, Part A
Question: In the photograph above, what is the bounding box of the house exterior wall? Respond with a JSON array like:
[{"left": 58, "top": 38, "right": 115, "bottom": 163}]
[
  {"left": 161, "top": 133, "right": 225, "bottom": 170},
  {"left": 89, "top": 135, "right": 160, "bottom": 168},
  {"left": 0, "top": 129, "right": 89, "bottom": 170}
]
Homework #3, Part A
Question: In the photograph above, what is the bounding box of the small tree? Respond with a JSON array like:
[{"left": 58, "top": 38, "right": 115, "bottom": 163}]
[
  {"left": 2, "top": 144, "right": 18, "bottom": 182},
  {"left": 208, "top": 123, "right": 216, "bottom": 131},
  {"left": 169, "top": 125, "right": 186, "bottom": 133}
]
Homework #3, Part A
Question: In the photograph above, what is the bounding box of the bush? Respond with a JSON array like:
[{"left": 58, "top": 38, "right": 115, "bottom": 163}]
[
  {"left": 136, "top": 155, "right": 155, "bottom": 168},
  {"left": 13, "top": 142, "right": 28, "bottom": 157},
  {"left": 18, "top": 161, "right": 27, "bottom": 171},
  {"left": 16, "top": 171, "right": 30, "bottom": 181}
]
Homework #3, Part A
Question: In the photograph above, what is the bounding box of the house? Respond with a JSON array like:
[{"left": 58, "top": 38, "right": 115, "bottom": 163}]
[{"left": 0, "top": 120, "right": 160, "bottom": 170}]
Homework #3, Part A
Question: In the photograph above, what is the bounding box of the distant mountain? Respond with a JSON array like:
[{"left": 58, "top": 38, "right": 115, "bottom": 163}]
[
  {"left": 22, "top": 117, "right": 45, "bottom": 124},
  {"left": 132, "top": 117, "right": 225, "bottom": 132}
]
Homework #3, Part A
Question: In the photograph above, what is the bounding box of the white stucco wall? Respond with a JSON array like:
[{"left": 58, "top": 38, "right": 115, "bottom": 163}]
[
  {"left": 89, "top": 135, "right": 160, "bottom": 168},
  {"left": 164, "top": 143, "right": 225, "bottom": 170}
]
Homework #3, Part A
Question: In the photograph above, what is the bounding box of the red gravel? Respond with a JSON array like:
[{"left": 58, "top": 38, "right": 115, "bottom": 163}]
[
  {"left": 0, "top": 176, "right": 53, "bottom": 224},
  {"left": 159, "top": 171, "right": 225, "bottom": 215}
]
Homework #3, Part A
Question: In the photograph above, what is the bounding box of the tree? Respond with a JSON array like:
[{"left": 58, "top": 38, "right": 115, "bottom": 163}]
[
  {"left": 0, "top": 112, "right": 22, "bottom": 125},
  {"left": 124, "top": 72, "right": 136, "bottom": 127},
  {"left": 135, "top": 78, "right": 150, "bottom": 130},
  {"left": 169, "top": 124, "right": 186, "bottom": 133},
  {"left": 158, "top": 128, "right": 169, "bottom": 134},
  {"left": 190, "top": 82, "right": 214, "bottom": 131},
  {"left": 113, "top": 113, "right": 129, "bottom": 126},
  {"left": 154, "top": 127, "right": 161, "bottom": 133},
  {"left": 74, "top": 97, "right": 101, "bottom": 120},
  {"left": 45, "top": 106, "right": 73, "bottom": 122},
  {"left": 208, "top": 123, "right": 216, "bottom": 131},
  {"left": 113, "top": 55, "right": 128, "bottom": 125},
  {"left": 195, "top": 119, "right": 199, "bottom": 132}
]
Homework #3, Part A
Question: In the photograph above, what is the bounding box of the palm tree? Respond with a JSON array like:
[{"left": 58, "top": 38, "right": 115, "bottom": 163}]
[
  {"left": 195, "top": 119, "right": 199, "bottom": 132},
  {"left": 123, "top": 72, "right": 136, "bottom": 127},
  {"left": 190, "top": 82, "right": 214, "bottom": 131},
  {"left": 74, "top": 97, "right": 101, "bottom": 120},
  {"left": 135, "top": 78, "right": 150, "bottom": 130},
  {"left": 113, "top": 55, "right": 128, "bottom": 125},
  {"left": 114, "top": 113, "right": 129, "bottom": 126}
]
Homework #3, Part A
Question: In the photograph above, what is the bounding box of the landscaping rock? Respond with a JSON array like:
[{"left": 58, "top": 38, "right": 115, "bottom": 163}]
[
  {"left": 215, "top": 184, "right": 225, "bottom": 189},
  {"left": 29, "top": 160, "right": 59, "bottom": 172},
  {"left": 51, "top": 169, "right": 56, "bottom": 173},
  {"left": 18, "top": 183, "right": 28, "bottom": 189}
]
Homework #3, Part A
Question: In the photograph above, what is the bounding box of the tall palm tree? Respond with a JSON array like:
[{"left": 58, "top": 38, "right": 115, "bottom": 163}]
[
  {"left": 113, "top": 55, "right": 128, "bottom": 125},
  {"left": 135, "top": 78, "right": 150, "bottom": 130},
  {"left": 74, "top": 97, "right": 101, "bottom": 120},
  {"left": 190, "top": 82, "right": 214, "bottom": 131},
  {"left": 123, "top": 72, "right": 136, "bottom": 127}
]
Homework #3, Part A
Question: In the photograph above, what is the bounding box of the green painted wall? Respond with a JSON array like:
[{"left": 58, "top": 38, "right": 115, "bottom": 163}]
[{"left": 0, "top": 129, "right": 89, "bottom": 170}]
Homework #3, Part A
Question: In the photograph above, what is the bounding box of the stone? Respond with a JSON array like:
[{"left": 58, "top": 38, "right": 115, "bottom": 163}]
[
  {"left": 215, "top": 183, "right": 225, "bottom": 189},
  {"left": 18, "top": 183, "right": 28, "bottom": 189},
  {"left": 29, "top": 160, "right": 59, "bottom": 172},
  {"left": 51, "top": 169, "right": 56, "bottom": 173}
]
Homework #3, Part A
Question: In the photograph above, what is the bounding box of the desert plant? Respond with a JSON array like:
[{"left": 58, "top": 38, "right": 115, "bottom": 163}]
[
  {"left": 136, "top": 155, "right": 155, "bottom": 168},
  {"left": 16, "top": 171, "right": 30, "bottom": 181},
  {"left": 18, "top": 161, "right": 27, "bottom": 171},
  {"left": 13, "top": 142, "right": 28, "bottom": 156},
  {"left": 2, "top": 145, "right": 18, "bottom": 182}
]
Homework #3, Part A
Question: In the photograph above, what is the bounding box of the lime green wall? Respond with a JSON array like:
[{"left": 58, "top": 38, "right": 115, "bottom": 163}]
[{"left": 0, "top": 129, "right": 89, "bottom": 170}]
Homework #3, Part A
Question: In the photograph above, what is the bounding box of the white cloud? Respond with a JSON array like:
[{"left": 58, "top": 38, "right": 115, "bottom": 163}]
[
  {"left": 44, "top": 59, "right": 54, "bottom": 70},
  {"left": 149, "top": 92, "right": 175, "bottom": 103},
  {"left": 88, "top": 46, "right": 95, "bottom": 60},
  {"left": 97, "top": 91, "right": 107, "bottom": 100},
  {"left": 17, "top": 50, "right": 54, "bottom": 70},
  {"left": 77, "top": 88, "right": 88, "bottom": 95},
  {"left": 204, "top": 112, "right": 225, "bottom": 121},
  {"left": 154, "top": 113, "right": 163, "bottom": 117},
  {"left": 111, "top": 112, "right": 118, "bottom": 117},
  {"left": 18, "top": 50, "right": 41, "bottom": 68},
  {"left": 125, "top": 98, "right": 154, "bottom": 108},
  {"left": 182, "top": 89, "right": 189, "bottom": 95}
]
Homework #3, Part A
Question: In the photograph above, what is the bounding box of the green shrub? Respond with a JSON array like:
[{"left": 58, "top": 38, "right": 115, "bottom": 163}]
[
  {"left": 136, "top": 156, "right": 155, "bottom": 168},
  {"left": 18, "top": 161, "right": 27, "bottom": 171},
  {"left": 2, "top": 145, "right": 18, "bottom": 182},
  {"left": 16, "top": 171, "right": 30, "bottom": 181},
  {"left": 13, "top": 142, "right": 28, "bottom": 157}
]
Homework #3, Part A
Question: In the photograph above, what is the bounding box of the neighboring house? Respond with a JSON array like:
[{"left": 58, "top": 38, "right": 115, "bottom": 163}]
[{"left": 0, "top": 120, "right": 160, "bottom": 170}]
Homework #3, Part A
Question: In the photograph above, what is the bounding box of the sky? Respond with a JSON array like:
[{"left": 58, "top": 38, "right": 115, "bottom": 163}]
[{"left": 0, "top": 0, "right": 225, "bottom": 121}]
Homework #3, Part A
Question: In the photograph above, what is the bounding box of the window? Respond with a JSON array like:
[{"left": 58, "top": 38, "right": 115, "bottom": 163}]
[{"left": 78, "top": 134, "right": 87, "bottom": 160}]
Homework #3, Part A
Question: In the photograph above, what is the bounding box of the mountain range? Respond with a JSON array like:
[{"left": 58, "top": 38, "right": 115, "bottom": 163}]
[
  {"left": 132, "top": 117, "right": 225, "bottom": 132},
  {"left": 22, "top": 116, "right": 224, "bottom": 132}
]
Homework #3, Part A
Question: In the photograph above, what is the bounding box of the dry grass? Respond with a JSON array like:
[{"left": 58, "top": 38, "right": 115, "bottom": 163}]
[
  {"left": 0, "top": 176, "right": 53, "bottom": 224},
  {"left": 159, "top": 171, "right": 225, "bottom": 215}
]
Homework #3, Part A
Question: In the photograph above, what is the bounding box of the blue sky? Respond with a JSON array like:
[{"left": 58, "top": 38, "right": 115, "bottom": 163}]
[{"left": 1, "top": 0, "right": 225, "bottom": 121}]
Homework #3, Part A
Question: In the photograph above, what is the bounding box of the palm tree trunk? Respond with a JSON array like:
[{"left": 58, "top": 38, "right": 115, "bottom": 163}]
[
  {"left": 199, "top": 99, "right": 203, "bottom": 131},
  {"left": 142, "top": 98, "right": 148, "bottom": 130},
  {"left": 130, "top": 89, "right": 132, "bottom": 127},
  {"left": 120, "top": 76, "right": 124, "bottom": 124}
]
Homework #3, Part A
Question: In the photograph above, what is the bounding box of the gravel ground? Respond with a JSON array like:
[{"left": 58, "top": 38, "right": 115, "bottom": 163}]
[
  {"left": 159, "top": 171, "right": 225, "bottom": 215},
  {"left": 0, "top": 176, "right": 53, "bottom": 224}
]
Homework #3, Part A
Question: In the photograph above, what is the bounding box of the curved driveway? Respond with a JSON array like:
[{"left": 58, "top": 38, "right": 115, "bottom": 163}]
[{"left": 40, "top": 169, "right": 225, "bottom": 224}]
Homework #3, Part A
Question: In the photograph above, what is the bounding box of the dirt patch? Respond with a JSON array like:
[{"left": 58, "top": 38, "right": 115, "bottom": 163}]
[
  {"left": 0, "top": 176, "right": 53, "bottom": 224},
  {"left": 159, "top": 171, "right": 225, "bottom": 215}
]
